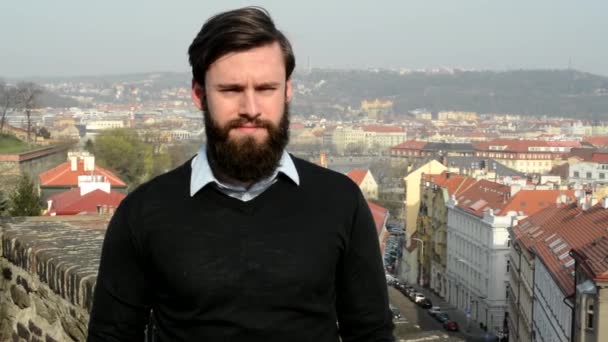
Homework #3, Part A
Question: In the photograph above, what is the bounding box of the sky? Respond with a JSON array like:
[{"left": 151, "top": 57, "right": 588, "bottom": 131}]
[{"left": 1, "top": 0, "right": 607, "bottom": 79}]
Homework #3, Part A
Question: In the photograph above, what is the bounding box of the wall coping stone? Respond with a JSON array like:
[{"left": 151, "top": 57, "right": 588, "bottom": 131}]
[{"left": 1, "top": 216, "right": 109, "bottom": 312}]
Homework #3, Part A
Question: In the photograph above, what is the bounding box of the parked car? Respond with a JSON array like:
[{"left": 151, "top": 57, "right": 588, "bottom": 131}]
[
  {"left": 417, "top": 298, "right": 433, "bottom": 309},
  {"left": 389, "top": 305, "right": 401, "bottom": 320},
  {"left": 413, "top": 293, "right": 426, "bottom": 303},
  {"left": 435, "top": 311, "right": 450, "bottom": 323},
  {"left": 443, "top": 320, "right": 459, "bottom": 331},
  {"left": 428, "top": 306, "right": 442, "bottom": 317},
  {"left": 394, "top": 283, "right": 408, "bottom": 295},
  {"left": 386, "top": 274, "right": 398, "bottom": 286}
]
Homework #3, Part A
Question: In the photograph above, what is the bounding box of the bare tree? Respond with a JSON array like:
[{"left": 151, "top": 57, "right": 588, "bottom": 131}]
[
  {"left": 15, "top": 82, "right": 42, "bottom": 144},
  {"left": 0, "top": 80, "right": 18, "bottom": 134}
]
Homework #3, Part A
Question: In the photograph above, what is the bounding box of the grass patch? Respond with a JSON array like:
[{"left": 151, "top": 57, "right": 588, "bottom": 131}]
[{"left": 0, "top": 133, "right": 35, "bottom": 154}]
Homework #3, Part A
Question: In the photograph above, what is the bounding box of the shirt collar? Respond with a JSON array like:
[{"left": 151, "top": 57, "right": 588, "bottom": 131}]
[{"left": 190, "top": 145, "right": 299, "bottom": 197}]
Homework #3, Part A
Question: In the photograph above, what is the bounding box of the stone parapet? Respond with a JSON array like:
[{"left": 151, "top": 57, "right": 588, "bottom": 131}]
[{"left": 0, "top": 216, "right": 108, "bottom": 341}]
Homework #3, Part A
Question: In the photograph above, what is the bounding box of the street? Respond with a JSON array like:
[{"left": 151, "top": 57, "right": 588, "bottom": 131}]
[
  {"left": 388, "top": 286, "right": 499, "bottom": 342},
  {"left": 388, "top": 287, "right": 464, "bottom": 341}
]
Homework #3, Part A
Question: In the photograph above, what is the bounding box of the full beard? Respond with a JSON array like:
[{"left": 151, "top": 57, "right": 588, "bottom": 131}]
[{"left": 204, "top": 103, "right": 290, "bottom": 184}]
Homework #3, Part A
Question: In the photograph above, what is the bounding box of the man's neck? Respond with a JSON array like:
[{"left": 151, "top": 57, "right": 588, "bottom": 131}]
[{"left": 211, "top": 165, "right": 255, "bottom": 189}]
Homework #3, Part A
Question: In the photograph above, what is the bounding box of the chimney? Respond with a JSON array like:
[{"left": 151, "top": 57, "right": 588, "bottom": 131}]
[
  {"left": 602, "top": 197, "right": 608, "bottom": 209},
  {"left": 578, "top": 196, "right": 586, "bottom": 208},
  {"left": 70, "top": 156, "right": 78, "bottom": 171},
  {"left": 591, "top": 197, "right": 598, "bottom": 207},
  {"left": 84, "top": 155, "right": 95, "bottom": 172}
]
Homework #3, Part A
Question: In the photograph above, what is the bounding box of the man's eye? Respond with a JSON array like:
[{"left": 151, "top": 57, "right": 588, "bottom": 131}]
[{"left": 221, "top": 89, "right": 240, "bottom": 93}]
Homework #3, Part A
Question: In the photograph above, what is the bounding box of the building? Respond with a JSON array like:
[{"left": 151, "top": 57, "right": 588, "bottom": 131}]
[
  {"left": 446, "top": 181, "right": 574, "bottom": 336},
  {"left": 569, "top": 157, "right": 608, "bottom": 187},
  {"left": 347, "top": 169, "right": 378, "bottom": 200},
  {"left": 39, "top": 151, "right": 127, "bottom": 200},
  {"left": 473, "top": 139, "right": 580, "bottom": 174},
  {"left": 330, "top": 126, "right": 366, "bottom": 154},
  {"left": 418, "top": 171, "right": 475, "bottom": 294},
  {"left": 45, "top": 188, "right": 125, "bottom": 216},
  {"left": 571, "top": 235, "right": 608, "bottom": 342},
  {"left": 361, "top": 125, "right": 407, "bottom": 151},
  {"left": 390, "top": 140, "right": 475, "bottom": 160},
  {"left": 399, "top": 160, "right": 447, "bottom": 285},
  {"left": 367, "top": 200, "right": 390, "bottom": 255},
  {"left": 508, "top": 198, "right": 608, "bottom": 342},
  {"left": 361, "top": 98, "right": 393, "bottom": 120}
]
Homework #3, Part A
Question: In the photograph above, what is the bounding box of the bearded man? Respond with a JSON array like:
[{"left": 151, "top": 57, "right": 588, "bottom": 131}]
[{"left": 87, "top": 7, "right": 394, "bottom": 342}]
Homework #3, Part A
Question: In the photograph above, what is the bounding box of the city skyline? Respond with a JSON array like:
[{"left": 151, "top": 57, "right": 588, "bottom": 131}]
[{"left": 1, "top": 0, "right": 607, "bottom": 78}]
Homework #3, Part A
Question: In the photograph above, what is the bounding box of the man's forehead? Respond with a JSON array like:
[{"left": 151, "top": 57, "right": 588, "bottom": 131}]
[{"left": 206, "top": 43, "right": 286, "bottom": 82}]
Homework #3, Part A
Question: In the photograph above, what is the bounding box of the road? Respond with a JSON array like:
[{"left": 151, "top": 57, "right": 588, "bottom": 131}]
[
  {"left": 388, "top": 287, "right": 465, "bottom": 341},
  {"left": 388, "top": 286, "right": 500, "bottom": 341}
]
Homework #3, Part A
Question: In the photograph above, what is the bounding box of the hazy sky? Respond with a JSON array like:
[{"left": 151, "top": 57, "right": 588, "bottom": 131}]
[{"left": 1, "top": 0, "right": 606, "bottom": 78}]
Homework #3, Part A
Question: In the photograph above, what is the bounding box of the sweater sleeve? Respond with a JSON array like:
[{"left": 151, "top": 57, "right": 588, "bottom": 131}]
[
  {"left": 87, "top": 196, "right": 151, "bottom": 342},
  {"left": 336, "top": 190, "right": 395, "bottom": 341}
]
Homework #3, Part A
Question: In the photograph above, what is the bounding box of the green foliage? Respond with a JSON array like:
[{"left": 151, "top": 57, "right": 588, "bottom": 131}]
[
  {"left": 92, "top": 128, "right": 199, "bottom": 188},
  {"left": 38, "top": 127, "right": 51, "bottom": 139},
  {"left": 294, "top": 69, "right": 608, "bottom": 118},
  {"left": 92, "top": 128, "right": 149, "bottom": 187},
  {"left": 0, "top": 133, "right": 31, "bottom": 154},
  {"left": 84, "top": 139, "right": 94, "bottom": 153},
  {"left": 9, "top": 174, "right": 41, "bottom": 216}
]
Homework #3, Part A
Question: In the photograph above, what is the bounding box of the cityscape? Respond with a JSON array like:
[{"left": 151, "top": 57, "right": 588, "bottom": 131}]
[{"left": 1, "top": 2, "right": 608, "bottom": 342}]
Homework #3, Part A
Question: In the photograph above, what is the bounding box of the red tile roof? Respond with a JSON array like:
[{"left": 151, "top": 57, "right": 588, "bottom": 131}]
[
  {"left": 391, "top": 140, "right": 427, "bottom": 150},
  {"left": 546, "top": 141, "right": 581, "bottom": 148},
  {"left": 591, "top": 153, "right": 608, "bottom": 163},
  {"left": 512, "top": 202, "right": 608, "bottom": 295},
  {"left": 473, "top": 139, "right": 580, "bottom": 152},
  {"left": 47, "top": 188, "right": 126, "bottom": 215},
  {"left": 502, "top": 190, "right": 576, "bottom": 217},
  {"left": 583, "top": 136, "right": 608, "bottom": 148},
  {"left": 367, "top": 201, "right": 389, "bottom": 235},
  {"left": 571, "top": 236, "right": 608, "bottom": 282},
  {"left": 40, "top": 160, "right": 126, "bottom": 187},
  {"left": 347, "top": 169, "right": 369, "bottom": 186},
  {"left": 424, "top": 172, "right": 476, "bottom": 197},
  {"left": 455, "top": 180, "right": 511, "bottom": 217}
]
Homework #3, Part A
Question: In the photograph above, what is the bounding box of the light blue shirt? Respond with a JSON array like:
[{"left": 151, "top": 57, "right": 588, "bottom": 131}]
[{"left": 190, "top": 146, "right": 300, "bottom": 202}]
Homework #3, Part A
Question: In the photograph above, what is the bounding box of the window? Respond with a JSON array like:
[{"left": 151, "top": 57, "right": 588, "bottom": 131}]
[
  {"left": 600, "top": 173, "right": 605, "bottom": 180},
  {"left": 574, "top": 171, "right": 580, "bottom": 178},
  {"left": 586, "top": 300, "right": 595, "bottom": 329},
  {"left": 506, "top": 260, "right": 510, "bottom": 273},
  {"left": 586, "top": 172, "right": 592, "bottom": 179}
]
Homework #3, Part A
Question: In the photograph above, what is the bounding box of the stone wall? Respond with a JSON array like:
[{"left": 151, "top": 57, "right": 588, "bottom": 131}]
[{"left": 0, "top": 216, "right": 108, "bottom": 342}]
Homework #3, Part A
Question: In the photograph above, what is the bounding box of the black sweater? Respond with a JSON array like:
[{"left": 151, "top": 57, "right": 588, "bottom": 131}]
[{"left": 87, "top": 156, "right": 395, "bottom": 341}]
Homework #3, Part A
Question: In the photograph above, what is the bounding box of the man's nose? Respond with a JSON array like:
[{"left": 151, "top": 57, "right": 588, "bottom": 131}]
[{"left": 240, "top": 89, "right": 259, "bottom": 117}]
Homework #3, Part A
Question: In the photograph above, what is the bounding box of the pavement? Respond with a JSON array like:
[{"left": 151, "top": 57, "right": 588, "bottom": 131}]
[{"left": 411, "top": 286, "right": 499, "bottom": 342}]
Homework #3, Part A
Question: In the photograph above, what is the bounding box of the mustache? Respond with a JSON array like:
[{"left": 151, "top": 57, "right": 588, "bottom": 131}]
[{"left": 226, "top": 117, "right": 274, "bottom": 130}]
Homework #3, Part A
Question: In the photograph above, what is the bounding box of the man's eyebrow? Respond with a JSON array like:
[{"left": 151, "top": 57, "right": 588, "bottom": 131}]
[
  {"left": 255, "top": 82, "right": 281, "bottom": 88},
  {"left": 214, "top": 82, "right": 282, "bottom": 90},
  {"left": 215, "top": 83, "right": 244, "bottom": 90}
]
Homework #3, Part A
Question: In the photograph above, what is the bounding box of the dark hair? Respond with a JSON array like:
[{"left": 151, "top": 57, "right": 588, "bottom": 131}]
[{"left": 188, "top": 7, "right": 296, "bottom": 86}]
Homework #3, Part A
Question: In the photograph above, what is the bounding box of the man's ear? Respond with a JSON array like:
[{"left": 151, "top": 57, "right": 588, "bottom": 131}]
[
  {"left": 191, "top": 79, "right": 205, "bottom": 110},
  {"left": 285, "top": 78, "right": 293, "bottom": 103}
]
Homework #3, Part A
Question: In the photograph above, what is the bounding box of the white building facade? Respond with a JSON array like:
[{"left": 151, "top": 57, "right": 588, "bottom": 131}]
[
  {"left": 446, "top": 198, "right": 515, "bottom": 335},
  {"left": 532, "top": 259, "right": 572, "bottom": 342}
]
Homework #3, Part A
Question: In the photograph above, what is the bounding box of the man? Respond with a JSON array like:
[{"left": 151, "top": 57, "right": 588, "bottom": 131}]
[{"left": 87, "top": 7, "right": 394, "bottom": 342}]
